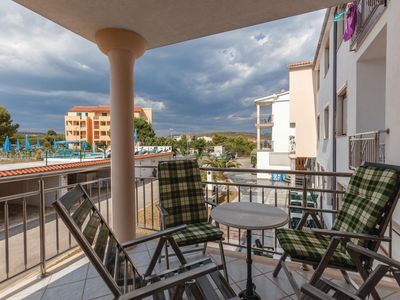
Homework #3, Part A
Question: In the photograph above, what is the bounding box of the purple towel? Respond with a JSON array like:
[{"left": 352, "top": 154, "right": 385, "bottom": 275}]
[{"left": 344, "top": 1, "right": 357, "bottom": 41}]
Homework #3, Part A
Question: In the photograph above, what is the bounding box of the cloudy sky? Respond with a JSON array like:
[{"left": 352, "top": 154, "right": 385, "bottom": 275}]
[{"left": 0, "top": 1, "right": 325, "bottom": 136}]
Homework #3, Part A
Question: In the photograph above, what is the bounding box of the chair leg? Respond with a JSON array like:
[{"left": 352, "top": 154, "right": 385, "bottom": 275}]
[
  {"left": 309, "top": 238, "right": 340, "bottom": 285},
  {"left": 202, "top": 242, "right": 207, "bottom": 255},
  {"left": 219, "top": 240, "right": 229, "bottom": 282},
  {"left": 165, "top": 240, "right": 170, "bottom": 269},
  {"left": 273, "top": 252, "right": 288, "bottom": 277}
]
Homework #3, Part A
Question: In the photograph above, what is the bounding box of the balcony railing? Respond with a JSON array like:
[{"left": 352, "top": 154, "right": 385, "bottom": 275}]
[
  {"left": 351, "top": 0, "right": 387, "bottom": 51},
  {"left": 0, "top": 164, "right": 397, "bottom": 285},
  {"left": 260, "top": 140, "right": 273, "bottom": 151},
  {"left": 348, "top": 129, "right": 388, "bottom": 169},
  {"left": 257, "top": 114, "right": 273, "bottom": 126}
]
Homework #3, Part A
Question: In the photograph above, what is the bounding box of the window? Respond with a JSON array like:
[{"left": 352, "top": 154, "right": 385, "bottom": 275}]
[
  {"left": 337, "top": 89, "right": 348, "bottom": 136},
  {"left": 324, "top": 40, "right": 330, "bottom": 77},
  {"left": 324, "top": 105, "right": 329, "bottom": 139},
  {"left": 102, "top": 112, "right": 107, "bottom": 116},
  {"left": 317, "top": 115, "right": 321, "bottom": 141},
  {"left": 316, "top": 69, "right": 321, "bottom": 91},
  {"left": 290, "top": 122, "right": 296, "bottom": 128}
]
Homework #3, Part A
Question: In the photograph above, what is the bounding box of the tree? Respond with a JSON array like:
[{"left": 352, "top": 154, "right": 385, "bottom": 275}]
[
  {"left": 224, "top": 136, "right": 255, "bottom": 156},
  {"left": 96, "top": 141, "right": 108, "bottom": 158},
  {"left": 177, "top": 134, "right": 189, "bottom": 155},
  {"left": 134, "top": 118, "right": 155, "bottom": 143},
  {"left": 191, "top": 137, "right": 207, "bottom": 157},
  {"left": 250, "top": 149, "right": 257, "bottom": 168},
  {"left": 202, "top": 157, "right": 241, "bottom": 168},
  {"left": 43, "top": 129, "right": 64, "bottom": 150},
  {"left": 0, "top": 106, "right": 19, "bottom": 144},
  {"left": 212, "top": 134, "right": 228, "bottom": 145}
]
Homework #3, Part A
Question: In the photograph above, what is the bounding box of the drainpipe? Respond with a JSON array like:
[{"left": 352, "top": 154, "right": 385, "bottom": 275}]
[{"left": 332, "top": 12, "right": 338, "bottom": 211}]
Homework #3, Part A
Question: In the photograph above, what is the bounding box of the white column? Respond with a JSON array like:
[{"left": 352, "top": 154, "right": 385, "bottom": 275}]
[
  {"left": 256, "top": 104, "right": 261, "bottom": 150},
  {"left": 95, "top": 28, "right": 146, "bottom": 242}
]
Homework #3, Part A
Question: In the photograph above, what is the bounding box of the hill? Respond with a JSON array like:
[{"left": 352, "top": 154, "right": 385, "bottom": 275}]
[{"left": 195, "top": 131, "right": 256, "bottom": 140}]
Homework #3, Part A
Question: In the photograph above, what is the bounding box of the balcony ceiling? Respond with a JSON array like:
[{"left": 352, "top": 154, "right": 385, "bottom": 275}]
[{"left": 14, "top": 0, "right": 346, "bottom": 49}]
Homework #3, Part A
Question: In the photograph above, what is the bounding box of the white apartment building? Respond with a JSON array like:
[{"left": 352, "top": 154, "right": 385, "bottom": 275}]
[
  {"left": 255, "top": 62, "right": 317, "bottom": 180},
  {"left": 255, "top": 90, "right": 291, "bottom": 179},
  {"left": 314, "top": 0, "right": 400, "bottom": 258}
]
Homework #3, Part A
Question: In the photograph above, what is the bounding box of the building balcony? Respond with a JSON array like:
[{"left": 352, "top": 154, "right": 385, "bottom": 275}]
[
  {"left": 65, "top": 125, "right": 81, "bottom": 131},
  {"left": 256, "top": 114, "right": 274, "bottom": 128},
  {"left": 0, "top": 166, "right": 399, "bottom": 299},
  {"left": 259, "top": 140, "right": 274, "bottom": 151},
  {"left": 348, "top": 129, "right": 389, "bottom": 169},
  {"left": 350, "top": 0, "right": 387, "bottom": 51}
]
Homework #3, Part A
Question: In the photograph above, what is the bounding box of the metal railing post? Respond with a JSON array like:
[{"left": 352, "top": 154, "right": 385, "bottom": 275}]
[
  {"left": 301, "top": 176, "right": 310, "bottom": 271},
  {"left": 39, "top": 179, "right": 47, "bottom": 277}
]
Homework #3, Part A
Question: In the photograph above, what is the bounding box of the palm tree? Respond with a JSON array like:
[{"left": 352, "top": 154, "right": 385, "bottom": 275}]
[{"left": 202, "top": 156, "right": 241, "bottom": 168}]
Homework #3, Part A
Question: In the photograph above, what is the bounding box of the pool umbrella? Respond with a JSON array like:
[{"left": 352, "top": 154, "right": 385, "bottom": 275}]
[
  {"left": 82, "top": 141, "right": 88, "bottom": 150},
  {"left": 25, "top": 135, "right": 31, "bottom": 150},
  {"left": 3, "top": 136, "right": 11, "bottom": 151},
  {"left": 16, "top": 139, "right": 22, "bottom": 150},
  {"left": 36, "top": 137, "right": 41, "bottom": 149},
  {"left": 134, "top": 128, "right": 138, "bottom": 144}
]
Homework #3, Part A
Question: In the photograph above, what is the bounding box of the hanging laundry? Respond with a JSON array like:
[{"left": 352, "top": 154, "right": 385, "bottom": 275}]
[
  {"left": 334, "top": 9, "right": 346, "bottom": 22},
  {"left": 343, "top": 1, "right": 357, "bottom": 41}
]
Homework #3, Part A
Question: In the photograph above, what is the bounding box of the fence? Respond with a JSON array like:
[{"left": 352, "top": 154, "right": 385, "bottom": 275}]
[
  {"left": 350, "top": 0, "right": 387, "bottom": 50},
  {"left": 0, "top": 165, "right": 396, "bottom": 285},
  {"left": 348, "top": 129, "right": 388, "bottom": 169}
]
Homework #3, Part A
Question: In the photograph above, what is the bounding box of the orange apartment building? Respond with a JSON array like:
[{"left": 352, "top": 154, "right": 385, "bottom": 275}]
[{"left": 65, "top": 105, "right": 152, "bottom": 146}]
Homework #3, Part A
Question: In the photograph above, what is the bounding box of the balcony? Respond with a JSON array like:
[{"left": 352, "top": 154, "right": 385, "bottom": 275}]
[
  {"left": 260, "top": 140, "right": 274, "bottom": 151},
  {"left": 351, "top": 0, "right": 387, "bottom": 51},
  {"left": 348, "top": 129, "right": 388, "bottom": 169},
  {"left": 256, "top": 114, "right": 274, "bottom": 128},
  {"left": 0, "top": 165, "right": 399, "bottom": 299}
]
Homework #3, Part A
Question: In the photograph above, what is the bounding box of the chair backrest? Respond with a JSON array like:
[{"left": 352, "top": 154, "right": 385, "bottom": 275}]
[
  {"left": 332, "top": 163, "right": 400, "bottom": 249},
  {"left": 158, "top": 160, "right": 208, "bottom": 228},
  {"left": 52, "top": 185, "right": 142, "bottom": 297}
]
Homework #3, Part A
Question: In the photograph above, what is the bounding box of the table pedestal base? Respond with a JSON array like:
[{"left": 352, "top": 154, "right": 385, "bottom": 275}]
[
  {"left": 239, "top": 285, "right": 261, "bottom": 300},
  {"left": 238, "top": 229, "right": 261, "bottom": 300}
]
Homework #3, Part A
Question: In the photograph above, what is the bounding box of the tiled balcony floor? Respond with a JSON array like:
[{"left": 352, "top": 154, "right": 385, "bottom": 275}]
[{"left": 1, "top": 241, "right": 399, "bottom": 300}]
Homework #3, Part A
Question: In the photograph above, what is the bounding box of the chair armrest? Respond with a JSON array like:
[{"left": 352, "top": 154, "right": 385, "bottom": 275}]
[
  {"left": 121, "top": 224, "right": 186, "bottom": 248},
  {"left": 156, "top": 204, "right": 169, "bottom": 216},
  {"left": 204, "top": 199, "right": 217, "bottom": 207},
  {"left": 347, "top": 243, "right": 400, "bottom": 269},
  {"left": 311, "top": 228, "right": 391, "bottom": 242},
  {"left": 118, "top": 263, "right": 220, "bottom": 300}
]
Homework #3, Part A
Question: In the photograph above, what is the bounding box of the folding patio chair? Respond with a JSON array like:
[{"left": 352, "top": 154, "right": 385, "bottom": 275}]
[
  {"left": 301, "top": 242, "right": 400, "bottom": 299},
  {"left": 273, "top": 162, "right": 400, "bottom": 299},
  {"left": 157, "top": 159, "right": 228, "bottom": 280},
  {"left": 53, "top": 184, "right": 237, "bottom": 299}
]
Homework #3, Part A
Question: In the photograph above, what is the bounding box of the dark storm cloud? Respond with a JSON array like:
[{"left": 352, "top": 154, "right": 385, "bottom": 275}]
[{"left": 0, "top": 0, "right": 324, "bottom": 135}]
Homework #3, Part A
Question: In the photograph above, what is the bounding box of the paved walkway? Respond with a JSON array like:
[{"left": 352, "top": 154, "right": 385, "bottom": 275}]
[{"left": 1, "top": 242, "right": 399, "bottom": 300}]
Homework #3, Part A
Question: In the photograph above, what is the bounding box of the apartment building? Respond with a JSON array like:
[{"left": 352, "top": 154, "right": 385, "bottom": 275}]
[
  {"left": 313, "top": 0, "right": 400, "bottom": 257},
  {"left": 288, "top": 61, "right": 317, "bottom": 172},
  {"left": 65, "top": 105, "right": 152, "bottom": 146},
  {"left": 255, "top": 90, "right": 291, "bottom": 179},
  {"left": 255, "top": 62, "right": 317, "bottom": 180}
]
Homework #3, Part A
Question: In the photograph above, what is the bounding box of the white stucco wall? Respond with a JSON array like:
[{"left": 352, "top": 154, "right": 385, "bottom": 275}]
[
  {"left": 315, "top": 1, "right": 400, "bottom": 258},
  {"left": 271, "top": 96, "right": 291, "bottom": 153}
]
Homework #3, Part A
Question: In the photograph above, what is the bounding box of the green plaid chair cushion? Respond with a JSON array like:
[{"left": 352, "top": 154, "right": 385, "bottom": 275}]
[
  {"left": 158, "top": 160, "right": 208, "bottom": 228},
  {"left": 332, "top": 165, "right": 399, "bottom": 246},
  {"left": 276, "top": 228, "right": 355, "bottom": 268},
  {"left": 172, "top": 223, "right": 223, "bottom": 247}
]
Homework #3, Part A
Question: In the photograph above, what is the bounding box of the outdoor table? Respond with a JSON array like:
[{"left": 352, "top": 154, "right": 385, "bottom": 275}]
[{"left": 211, "top": 202, "right": 289, "bottom": 300}]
